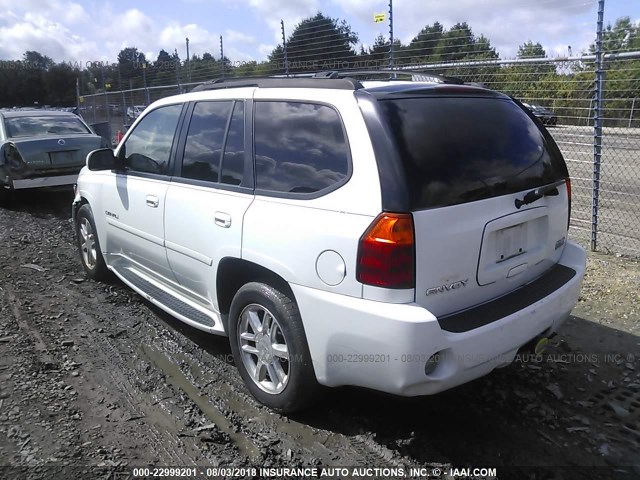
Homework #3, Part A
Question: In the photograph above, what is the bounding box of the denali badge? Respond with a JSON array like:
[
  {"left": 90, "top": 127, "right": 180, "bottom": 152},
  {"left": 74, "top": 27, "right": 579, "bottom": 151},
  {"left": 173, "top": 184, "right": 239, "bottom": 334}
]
[{"left": 426, "top": 279, "right": 468, "bottom": 296}]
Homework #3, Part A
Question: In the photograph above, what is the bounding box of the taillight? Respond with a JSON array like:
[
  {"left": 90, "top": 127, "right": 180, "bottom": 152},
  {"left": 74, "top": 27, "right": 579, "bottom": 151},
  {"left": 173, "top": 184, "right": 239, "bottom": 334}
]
[
  {"left": 356, "top": 213, "right": 415, "bottom": 289},
  {"left": 566, "top": 177, "right": 572, "bottom": 231},
  {"left": 4, "top": 143, "right": 25, "bottom": 170}
]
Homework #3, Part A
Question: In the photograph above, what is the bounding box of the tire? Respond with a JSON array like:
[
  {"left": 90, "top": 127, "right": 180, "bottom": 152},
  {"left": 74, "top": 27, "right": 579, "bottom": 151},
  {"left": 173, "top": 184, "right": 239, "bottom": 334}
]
[
  {"left": 0, "top": 187, "right": 11, "bottom": 207},
  {"left": 229, "top": 282, "right": 321, "bottom": 413},
  {"left": 75, "top": 204, "right": 110, "bottom": 281}
]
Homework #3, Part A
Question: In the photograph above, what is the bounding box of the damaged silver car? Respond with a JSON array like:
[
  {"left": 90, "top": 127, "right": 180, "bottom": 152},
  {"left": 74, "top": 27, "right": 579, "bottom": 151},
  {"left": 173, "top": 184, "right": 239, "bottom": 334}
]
[{"left": 0, "top": 110, "right": 106, "bottom": 203}]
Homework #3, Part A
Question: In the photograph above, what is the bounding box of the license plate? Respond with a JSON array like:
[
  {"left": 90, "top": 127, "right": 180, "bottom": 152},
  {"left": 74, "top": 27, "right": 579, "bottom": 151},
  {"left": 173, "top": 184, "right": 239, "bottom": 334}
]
[
  {"left": 495, "top": 222, "right": 527, "bottom": 263},
  {"left": 49, "top": 151, "right": 76, "bottom": 165}
]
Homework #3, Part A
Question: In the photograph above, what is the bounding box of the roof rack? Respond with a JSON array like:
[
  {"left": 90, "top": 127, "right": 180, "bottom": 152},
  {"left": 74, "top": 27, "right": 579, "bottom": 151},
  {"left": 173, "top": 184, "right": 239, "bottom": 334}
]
[
  {"left": 189, "top": 69, "right": 467, "bottom": 93},
  {"left": 312, "top": 70, "right": 465, "bottom": 85},
  {"left": 191, "top": 76, "right": 363, "bottom": 92}
]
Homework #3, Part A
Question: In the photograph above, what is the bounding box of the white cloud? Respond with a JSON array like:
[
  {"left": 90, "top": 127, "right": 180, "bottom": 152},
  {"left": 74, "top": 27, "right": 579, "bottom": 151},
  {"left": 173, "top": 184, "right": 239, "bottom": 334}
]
[
  {"left": 237, "top": 0, "right": 319, "bottom": 43},
  {"left": 225, "top": 29, "right": 256, "bottom": 45},
  {"left": 258, "top": 44, "right": 276, "bottom": 57},
  {"left": 0, "top": 8, "right": 99, "bottom": 62},
  {"left": 336, "top": 0, "right": 597, "bottom": 58}
]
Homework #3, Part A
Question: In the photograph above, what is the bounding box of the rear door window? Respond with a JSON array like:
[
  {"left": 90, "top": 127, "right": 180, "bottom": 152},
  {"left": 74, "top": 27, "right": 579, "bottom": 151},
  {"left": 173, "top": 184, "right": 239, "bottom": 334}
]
[
  {"left": 181, "top": 101, "right": 233, "bottom": 182},
  {"left": 377, "top": 97, "right": 568, "bottom": 210},
  {"left": 220, "top": 102, "right": 245, "bottom": 186},
  {"left": 254, "top": 101, "right": 350, "bottom": 195}
]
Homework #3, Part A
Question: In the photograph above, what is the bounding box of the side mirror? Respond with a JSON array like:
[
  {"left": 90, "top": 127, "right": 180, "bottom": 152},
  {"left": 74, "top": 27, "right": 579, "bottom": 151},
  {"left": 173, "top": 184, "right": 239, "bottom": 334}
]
[{"left": 87, "top": 148, "right": 116, "bottom": 171}]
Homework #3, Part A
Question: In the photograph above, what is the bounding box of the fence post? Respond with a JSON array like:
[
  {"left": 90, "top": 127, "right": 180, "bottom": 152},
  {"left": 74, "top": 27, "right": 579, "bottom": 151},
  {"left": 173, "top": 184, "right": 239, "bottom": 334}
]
[
  {"left": 92, "top": 94, "right": 97, "bottom": 124},
  {"left": 591, "top": 0, "right": 605, "bottom": 252},
  {"left": 100, "top": 65, "right": 110, "bottom": 125},
  {"left": 76, "top": 77, "right": 80, "bottom": 114},
  {"left": 143, "top": 63, "right": 150, "bottom": 105},
  {"left": 629, "top": 97, "right": 636, "bottom": 128},
  {"left": 281, "top": 20, "right": 289, "bottom": 77},
  {"left": 220, "top": 35, "right": 225, "bottom": 79},
  {"left": 388, "top": 0, "right": 394, "bottom": 69},
  {"left": 175, "top": 49, "right": 181, "bottom": 94}
]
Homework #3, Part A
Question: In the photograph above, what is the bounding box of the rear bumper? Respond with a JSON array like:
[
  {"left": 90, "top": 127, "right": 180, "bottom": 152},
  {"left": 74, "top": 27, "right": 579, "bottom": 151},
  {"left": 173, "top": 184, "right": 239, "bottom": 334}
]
[
  {"left": 12, "top": 174, "right": 78, "bottom": 189},
  {"left": 292, "top": 241, "right": 586, "bottom": 396}
]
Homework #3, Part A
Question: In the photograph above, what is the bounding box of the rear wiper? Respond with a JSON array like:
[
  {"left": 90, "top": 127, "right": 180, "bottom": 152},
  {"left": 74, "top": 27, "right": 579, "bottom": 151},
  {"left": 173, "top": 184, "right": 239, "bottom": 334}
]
[{"left": 515, "top": 179, "right": 566, "bottom": 209}]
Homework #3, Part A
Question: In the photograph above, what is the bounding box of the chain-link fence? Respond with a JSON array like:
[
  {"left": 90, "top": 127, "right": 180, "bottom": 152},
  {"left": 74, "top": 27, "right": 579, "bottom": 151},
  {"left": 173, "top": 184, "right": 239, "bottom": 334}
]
[{"left": 79, "top": 4, "right": 640, "bottom": 258}]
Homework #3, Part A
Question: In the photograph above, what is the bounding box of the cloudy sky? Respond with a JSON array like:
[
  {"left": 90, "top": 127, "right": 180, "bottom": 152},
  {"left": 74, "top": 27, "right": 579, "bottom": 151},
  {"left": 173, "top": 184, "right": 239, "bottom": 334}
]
[{"left": 0, "top": 0, "right": 638, "bottom": 65}]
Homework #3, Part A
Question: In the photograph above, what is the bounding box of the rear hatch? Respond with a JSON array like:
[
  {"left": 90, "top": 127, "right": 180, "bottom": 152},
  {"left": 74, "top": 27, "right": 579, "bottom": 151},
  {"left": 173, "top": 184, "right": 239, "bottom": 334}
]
[{"left": 373, "top": 88, "right": 570, "bottom": 317}]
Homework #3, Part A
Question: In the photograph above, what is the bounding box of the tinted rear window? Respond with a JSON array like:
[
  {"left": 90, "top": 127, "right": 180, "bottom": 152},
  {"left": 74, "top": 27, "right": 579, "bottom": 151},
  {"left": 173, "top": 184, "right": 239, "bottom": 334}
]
[
  {"left": 5, "top": 115, "right": 90, "bottom": 138},
  {"left": 377, "top": 97, "right": 568, "bottom": 209}
]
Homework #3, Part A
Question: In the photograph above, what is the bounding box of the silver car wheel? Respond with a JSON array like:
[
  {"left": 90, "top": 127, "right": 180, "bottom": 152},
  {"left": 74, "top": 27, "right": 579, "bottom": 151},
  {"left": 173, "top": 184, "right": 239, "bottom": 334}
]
[
  {"left": 79, "top": 217, "right": 97, "bottom": 270},
  {"left": 238, "top": 304, "right": 290, "bottom": 395}
]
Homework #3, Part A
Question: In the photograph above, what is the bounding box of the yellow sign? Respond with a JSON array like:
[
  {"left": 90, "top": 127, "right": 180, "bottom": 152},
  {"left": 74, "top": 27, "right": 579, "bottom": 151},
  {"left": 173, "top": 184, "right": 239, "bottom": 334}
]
[
  {"left": 79, "top": 96, "right": 84, "bottom": 103},
  {"left": 105, "top": 83, "right": 111, "bottom": 88},
  {"left": 373, "top": 13, "right": 386, "bottom": 23}
]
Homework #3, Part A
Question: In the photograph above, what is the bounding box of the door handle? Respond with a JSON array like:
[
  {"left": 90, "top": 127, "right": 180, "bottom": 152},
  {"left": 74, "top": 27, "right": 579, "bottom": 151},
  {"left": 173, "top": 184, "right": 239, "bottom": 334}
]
[
  {"left": 214, "top": 212, "right": 231, "bottom": 228},
  {"left": 145, "top": 195, "right": 159, "bottom": 208}
]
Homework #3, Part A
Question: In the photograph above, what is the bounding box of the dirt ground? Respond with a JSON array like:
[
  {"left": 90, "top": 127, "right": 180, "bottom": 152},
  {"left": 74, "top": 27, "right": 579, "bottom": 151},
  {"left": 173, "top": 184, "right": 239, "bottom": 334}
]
[{"left": 0, "top": 190, "right": 638, "bottom": 480}]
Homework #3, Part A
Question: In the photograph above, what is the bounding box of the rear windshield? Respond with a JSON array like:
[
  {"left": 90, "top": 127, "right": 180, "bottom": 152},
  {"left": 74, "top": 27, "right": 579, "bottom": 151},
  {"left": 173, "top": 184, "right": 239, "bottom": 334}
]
[
  {"left": 377, "top": 97, "right": 568, "bottom": 210},
  {"left": 4, "top": 115, "right": 91, "bottom": 138}
]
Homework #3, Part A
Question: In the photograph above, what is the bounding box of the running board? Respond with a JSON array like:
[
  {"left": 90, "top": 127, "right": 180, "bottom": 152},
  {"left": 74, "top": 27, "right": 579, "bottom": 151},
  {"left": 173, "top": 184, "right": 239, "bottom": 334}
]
[{"left": 113, "top": 267, "right": 224, "bottom": 335}]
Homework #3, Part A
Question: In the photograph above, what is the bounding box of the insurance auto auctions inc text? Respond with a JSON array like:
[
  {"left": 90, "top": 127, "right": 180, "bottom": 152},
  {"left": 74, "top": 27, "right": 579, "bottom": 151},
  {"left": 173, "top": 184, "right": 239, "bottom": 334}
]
[{"left": 255, "top": 466, "right": 497, "bottom": 478}]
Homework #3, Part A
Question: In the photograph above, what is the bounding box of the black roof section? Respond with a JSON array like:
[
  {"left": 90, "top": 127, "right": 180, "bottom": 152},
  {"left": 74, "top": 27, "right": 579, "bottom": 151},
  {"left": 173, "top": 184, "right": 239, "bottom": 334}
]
[
  {"left": 191, "top": 76, "right": 364, "bottom": 92},
  {"left": 189, "top": 70, "right": 499, "bottom": 96}
]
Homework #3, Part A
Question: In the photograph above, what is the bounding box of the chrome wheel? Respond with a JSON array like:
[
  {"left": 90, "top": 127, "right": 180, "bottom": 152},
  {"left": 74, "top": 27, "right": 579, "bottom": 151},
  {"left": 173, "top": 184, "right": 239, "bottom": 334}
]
[
  {"left": 79, "top": 217, "right": 97, "bottom": 270},
  {"left": 238, "top": 304, "right": 289, "bottom": 394}
]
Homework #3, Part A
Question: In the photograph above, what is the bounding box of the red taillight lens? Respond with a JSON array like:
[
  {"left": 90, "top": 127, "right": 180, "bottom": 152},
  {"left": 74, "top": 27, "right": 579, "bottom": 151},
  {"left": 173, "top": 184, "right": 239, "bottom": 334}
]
[
  {"left": 566, "top": 177, "right": 572, "bottom": 231},
  {"left": 356, "top": 213, "right": 415, "bottom": 289}
]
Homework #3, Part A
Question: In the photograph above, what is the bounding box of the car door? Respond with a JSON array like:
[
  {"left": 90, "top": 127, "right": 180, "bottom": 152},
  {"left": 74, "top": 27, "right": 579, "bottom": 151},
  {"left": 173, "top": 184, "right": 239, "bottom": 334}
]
[
  {"left": 164, "top": 99, "right": 254, "bottom": 308},
  {"left": 103, "top": 102, "right": 184, "bottom": 281}
]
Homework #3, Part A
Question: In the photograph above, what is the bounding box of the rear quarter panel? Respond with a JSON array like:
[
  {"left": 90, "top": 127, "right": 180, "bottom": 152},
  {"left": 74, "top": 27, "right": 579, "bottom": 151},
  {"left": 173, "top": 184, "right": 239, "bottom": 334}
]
[{"left": 242, "top": 89, "right": 383, "bottom": 298}]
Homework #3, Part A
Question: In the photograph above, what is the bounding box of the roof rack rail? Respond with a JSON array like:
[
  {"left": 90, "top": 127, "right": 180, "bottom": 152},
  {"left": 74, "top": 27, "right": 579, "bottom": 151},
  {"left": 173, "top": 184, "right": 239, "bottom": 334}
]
[
  {"left": 312, "top": 70, "right": 464, "bottom": 85},
  {"left": 191, "top": 76, "right": 363, "bottom": 92}
]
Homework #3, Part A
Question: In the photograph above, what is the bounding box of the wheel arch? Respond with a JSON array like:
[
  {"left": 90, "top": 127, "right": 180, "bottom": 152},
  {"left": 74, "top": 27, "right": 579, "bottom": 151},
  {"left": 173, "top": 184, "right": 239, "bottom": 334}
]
[{"left": 216, "top": 257, "right": 297, "bottom": 333}]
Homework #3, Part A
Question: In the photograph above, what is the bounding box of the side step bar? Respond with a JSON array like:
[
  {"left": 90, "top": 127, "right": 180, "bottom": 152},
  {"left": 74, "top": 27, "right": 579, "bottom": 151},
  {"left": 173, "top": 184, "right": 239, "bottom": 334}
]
[{"left": 113, "top": 267, "right": 224, "bottom": 335}]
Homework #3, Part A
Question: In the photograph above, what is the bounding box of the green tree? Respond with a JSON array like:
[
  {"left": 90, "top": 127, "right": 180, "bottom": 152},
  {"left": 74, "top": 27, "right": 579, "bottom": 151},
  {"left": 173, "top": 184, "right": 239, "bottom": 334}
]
[
  {"left": 590, "top": 17, "right": 640, "bottom": 53},
  {"left": 401, "top": 22, "right": 444, "bottom": 65},
  {"left": 518, "top": 41, "right": 546, "bottom": 59},
  {"left": 117, "top": 47, "right": 146, "bottom": 87},
  {"left": 270, "top": 12, "right": 359, "bottom": 73},
  {"left": 23, "top": 51, "right": 54, "bottom": 70}
]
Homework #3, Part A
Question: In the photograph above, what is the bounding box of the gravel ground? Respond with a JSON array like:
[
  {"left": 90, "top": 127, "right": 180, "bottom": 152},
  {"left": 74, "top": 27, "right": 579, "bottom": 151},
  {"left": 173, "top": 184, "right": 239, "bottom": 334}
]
[{"left": 0, "top": 190, "right": 639, "bottom": 480}]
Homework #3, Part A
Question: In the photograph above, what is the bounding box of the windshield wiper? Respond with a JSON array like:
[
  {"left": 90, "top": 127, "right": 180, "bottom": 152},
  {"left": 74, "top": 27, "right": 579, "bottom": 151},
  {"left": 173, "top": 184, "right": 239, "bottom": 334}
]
[{"left": 515, "top": 179, "right": 566, "bottom": 209}]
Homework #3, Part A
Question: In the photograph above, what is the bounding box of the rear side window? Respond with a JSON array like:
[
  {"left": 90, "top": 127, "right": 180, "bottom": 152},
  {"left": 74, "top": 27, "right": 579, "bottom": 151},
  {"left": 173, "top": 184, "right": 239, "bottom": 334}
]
[
  {"left": 182, "top": 101, "right": 233, "bottom": 182},
  {"left": 254, "top": 101, "right": 349, "bottom": 195},
  {"left": 377, "top": 97, "right": 568, "bottom": 210},
  {"left": 221, "top": 102, "right": 245, "bottom": 186}
]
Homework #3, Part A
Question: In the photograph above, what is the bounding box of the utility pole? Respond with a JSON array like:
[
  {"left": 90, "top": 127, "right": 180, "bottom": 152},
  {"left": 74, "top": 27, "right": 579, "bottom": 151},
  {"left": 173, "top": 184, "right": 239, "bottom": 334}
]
[
  {"left": 281, "top": 20, "right": 289, "bottom": 77},
  {"left": 186, "top": 37, "right": 191, "bottom": 82}
]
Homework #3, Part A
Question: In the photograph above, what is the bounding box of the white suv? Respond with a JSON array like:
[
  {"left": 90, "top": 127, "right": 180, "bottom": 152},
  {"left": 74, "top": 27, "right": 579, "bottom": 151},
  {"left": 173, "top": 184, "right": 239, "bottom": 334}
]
[{"left": 72, "top": 75, "right": 587, "bottom": 412}]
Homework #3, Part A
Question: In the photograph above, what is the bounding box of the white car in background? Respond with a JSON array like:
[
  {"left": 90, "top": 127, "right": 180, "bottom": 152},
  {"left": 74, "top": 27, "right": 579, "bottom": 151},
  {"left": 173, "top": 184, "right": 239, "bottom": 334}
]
[
  {"left": 126, "top": 105, "right": 147, "bottom": 123},
  {"left": 72, "top": 74, "right": 587, "bottom": 413}
]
